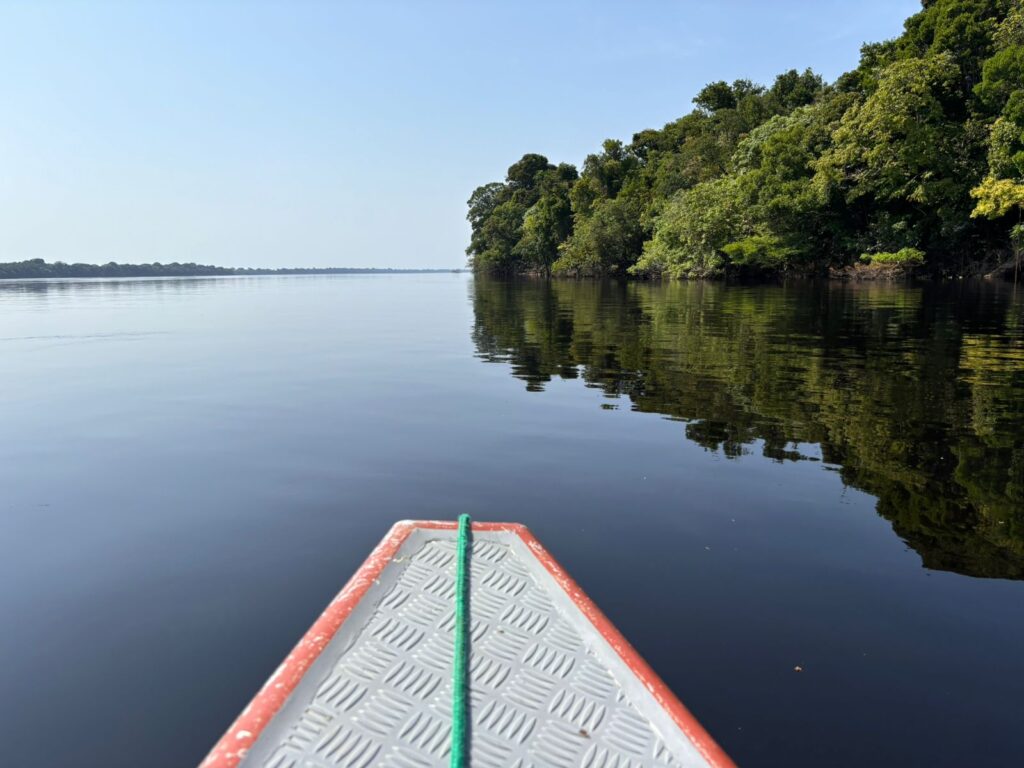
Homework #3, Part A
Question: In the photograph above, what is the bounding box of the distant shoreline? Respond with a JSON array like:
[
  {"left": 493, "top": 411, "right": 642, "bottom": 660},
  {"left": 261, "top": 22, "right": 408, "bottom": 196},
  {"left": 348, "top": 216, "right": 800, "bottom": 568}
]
[{"left": 0, "top": 259, "right": 464, "bottom": 280}]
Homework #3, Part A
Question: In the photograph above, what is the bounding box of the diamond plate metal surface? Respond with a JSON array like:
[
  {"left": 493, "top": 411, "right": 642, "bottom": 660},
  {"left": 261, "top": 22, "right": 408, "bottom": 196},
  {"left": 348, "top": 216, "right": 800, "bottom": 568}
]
[{"left": 240, "top": 530, "right": 708, "bottom": 768}]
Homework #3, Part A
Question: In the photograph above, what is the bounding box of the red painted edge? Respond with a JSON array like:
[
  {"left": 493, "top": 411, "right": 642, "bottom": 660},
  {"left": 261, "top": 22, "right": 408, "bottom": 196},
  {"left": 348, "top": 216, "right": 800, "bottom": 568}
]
[
  {"left": 199, "top": 520, "right": 415, "bottom": 768},
  {"left": 200, "top": 520, "right": 734, "bottom": 768},
  {"left": 514, "top": 525, "right": 736, "bottom": 768}
]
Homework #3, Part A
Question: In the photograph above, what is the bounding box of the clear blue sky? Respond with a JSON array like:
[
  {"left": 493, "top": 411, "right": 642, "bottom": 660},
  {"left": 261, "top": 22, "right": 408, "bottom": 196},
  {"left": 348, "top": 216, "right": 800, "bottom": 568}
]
[{"left": 0, "top": 1, "right": 919, "bottom": 268}]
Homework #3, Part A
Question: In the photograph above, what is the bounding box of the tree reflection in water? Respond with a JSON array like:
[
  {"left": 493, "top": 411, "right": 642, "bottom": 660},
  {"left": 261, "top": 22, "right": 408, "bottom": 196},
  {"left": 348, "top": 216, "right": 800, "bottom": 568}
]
[{"left": 472, "top": 278, "right": 1024, "bottom": 579}]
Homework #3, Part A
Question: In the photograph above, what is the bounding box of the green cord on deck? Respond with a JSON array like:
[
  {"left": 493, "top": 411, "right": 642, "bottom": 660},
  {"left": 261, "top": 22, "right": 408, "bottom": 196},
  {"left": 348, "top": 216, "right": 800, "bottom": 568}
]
[{"left": 450, "top": 513, "right": 471, "bottom": 767}]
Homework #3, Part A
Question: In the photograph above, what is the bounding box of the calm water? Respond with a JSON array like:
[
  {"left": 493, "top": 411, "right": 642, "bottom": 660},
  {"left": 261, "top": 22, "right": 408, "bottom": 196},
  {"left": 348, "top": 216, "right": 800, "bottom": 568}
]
[{"left": 1, "top": 274, "right": 1022, "bottom": 767}]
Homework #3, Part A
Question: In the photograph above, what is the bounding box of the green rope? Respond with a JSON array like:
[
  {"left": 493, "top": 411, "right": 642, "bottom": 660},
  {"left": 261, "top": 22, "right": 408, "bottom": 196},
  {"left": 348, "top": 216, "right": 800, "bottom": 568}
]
[{"left": 450, "top": 513, "right": 471, "bottom": 767}]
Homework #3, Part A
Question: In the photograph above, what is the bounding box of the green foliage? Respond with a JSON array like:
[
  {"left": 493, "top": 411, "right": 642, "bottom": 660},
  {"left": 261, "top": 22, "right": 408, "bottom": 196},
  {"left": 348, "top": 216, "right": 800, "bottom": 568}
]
[
  {"left": 993, "top": 1, "right": 1024, "bottom": 49},
  {"left": 859, "top": 248, "right": 927, "bottom": 265},
  {"left": 569, "top": 139, "right": 642, "bottom": 217},
  {"left": 976, "top": 45, "right": 1024, "bottom": 110},
  {"left": 722, "top": 235, "right": 799, "bottom": 273},
  {"left": 630, "top": 177, "right": 746, "bottom": 278},
  {"left": 1012, "top": 222, "right": 1024, "bottom": 245},
  {"left": 694, "top": 80, "right": 739, "bottom": 112},
  {"left": 468, "top": 1, "right": 1024, "bottom": 278},
  {"left": 971, "top": 175, "right": 1024, "bottom": 217},
  {"left": 466, "top": 154, "right": 574, "bottom": 273},
  {"left": 767, "top": 68, "right": 826, "bottom": 112},
  {"left": 732, "top": 98, "right": 852, "bottom": 269},
  {"left": 515, "top": 189, "right": 573, "bottom": 274},
  {"left": 506, "top": 153, "right": 555, "bottom": 189},
  {"left": 554, "top": 197, "right": 644, "bottom": 276},
  {"left": 986, "top": 116, "right": 1024, "bottom": 177},
  {"left": 897, "top": 0, "right": 1009, "bottom": 92},
  {"left": 814, "top": 54, "right": 966, "bottom": 208}
]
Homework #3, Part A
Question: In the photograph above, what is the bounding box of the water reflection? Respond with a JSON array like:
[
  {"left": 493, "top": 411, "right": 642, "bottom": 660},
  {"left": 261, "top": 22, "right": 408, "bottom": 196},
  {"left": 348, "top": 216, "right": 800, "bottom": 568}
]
[
  {"left": 472, "top": 278, "right": 1024, "bottom": 579},
  {"left": 0, "top": 275, "right": 245, "bottom": 300}
]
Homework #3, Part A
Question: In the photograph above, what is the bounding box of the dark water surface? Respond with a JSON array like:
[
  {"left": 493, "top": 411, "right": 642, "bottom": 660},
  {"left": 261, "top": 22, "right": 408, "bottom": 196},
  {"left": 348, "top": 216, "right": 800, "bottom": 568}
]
[{"left": 1, "top": 274, "right": 1022, "bottom": 767}]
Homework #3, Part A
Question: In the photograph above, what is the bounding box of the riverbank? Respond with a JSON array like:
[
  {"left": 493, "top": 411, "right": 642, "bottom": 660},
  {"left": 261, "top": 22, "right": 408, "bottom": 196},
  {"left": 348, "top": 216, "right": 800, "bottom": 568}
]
[{"left": 474, "top": 258, "right": 1022, "bottom": 283}]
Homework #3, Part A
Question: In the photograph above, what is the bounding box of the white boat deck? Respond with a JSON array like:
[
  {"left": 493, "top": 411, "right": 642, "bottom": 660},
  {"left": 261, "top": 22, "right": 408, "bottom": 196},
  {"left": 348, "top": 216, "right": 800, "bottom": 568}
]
[{"left": 204, "top": 523, "right": 731, "bottom": 768}]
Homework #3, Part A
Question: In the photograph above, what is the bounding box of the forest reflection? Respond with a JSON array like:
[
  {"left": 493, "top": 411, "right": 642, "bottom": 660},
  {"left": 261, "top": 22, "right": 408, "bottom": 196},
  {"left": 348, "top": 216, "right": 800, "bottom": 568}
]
[{"left": 472, "top": 277, "right": 1024, "bottom": 580}]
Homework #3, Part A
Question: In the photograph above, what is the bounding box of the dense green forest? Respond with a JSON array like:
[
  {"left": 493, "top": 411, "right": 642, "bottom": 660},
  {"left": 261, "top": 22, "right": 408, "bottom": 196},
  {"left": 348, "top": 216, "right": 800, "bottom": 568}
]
[
  {"left": 467, "top": 0, "right": 1024, "bottom": 280},
  {"left": 0, "top": 259, "right": 458, "bottom": 279},
  {"left": 472, "top": 277, "right": 1024, "bottom": 579}
]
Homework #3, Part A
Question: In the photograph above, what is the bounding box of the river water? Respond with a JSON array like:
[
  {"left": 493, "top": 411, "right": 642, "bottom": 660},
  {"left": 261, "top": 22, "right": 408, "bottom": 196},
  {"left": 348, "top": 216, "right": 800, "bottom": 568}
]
[{"left": 1, "top": 274, "right": 1021, "bottom": 766}]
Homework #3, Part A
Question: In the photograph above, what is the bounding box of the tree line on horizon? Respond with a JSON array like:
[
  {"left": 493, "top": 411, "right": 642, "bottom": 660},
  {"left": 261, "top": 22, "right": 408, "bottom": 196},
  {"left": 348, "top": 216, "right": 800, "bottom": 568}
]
[
  {"left": 466, "top": 0, "right": 1024, "bottom": 279},
  {"left": 0, "top": 259, "right": 458, "bottom": 279}
]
